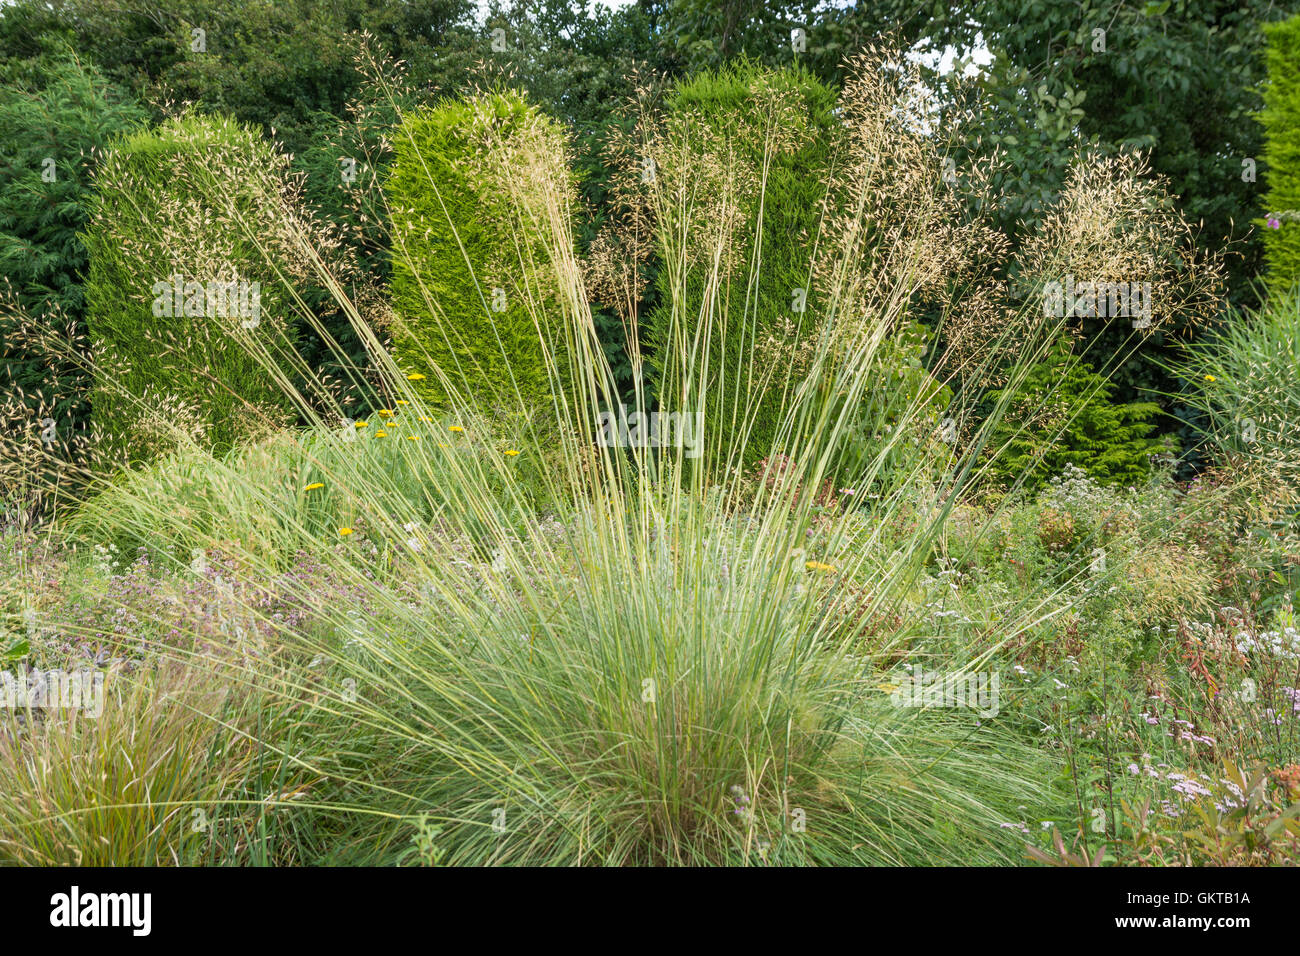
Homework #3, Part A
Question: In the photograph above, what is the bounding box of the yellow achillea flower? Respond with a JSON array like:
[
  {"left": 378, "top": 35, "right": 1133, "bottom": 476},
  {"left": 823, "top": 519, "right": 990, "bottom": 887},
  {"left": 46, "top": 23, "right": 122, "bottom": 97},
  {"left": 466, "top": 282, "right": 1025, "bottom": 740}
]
[
  {"left": 376, "top": 431, "right": 388, "bottom": 437},
  {"left": 304, "top": 482, "right": 324, "bottom": 491},
  {"left": 1204, "top": 374, "right": 1216, "bottom": 382},
  {"left": 377, "top": 408, "right": 394, "bottom": 416},
  {"left": 407, "top": 435, "right": 420, "bottom": 441},
  {"left": 505, "top": 449, "right": 520, "bottom": 456},
  {"left": 355, "top": 421, "right": 368, "bottom": 428},
  {"left": 420, "top": 416, "right": 433, "bottom": 422},
  {"left": 407, "top": 373, "right": 425, "bottom": 381},
  {"left": 338, "top": 527, "right": 354, "bottom": 536},
  {"left": 449, "top": 425, "right": 464, "bottom": 433},
  {"left": 396, "top": 400, "right": 409, "bottom": 405},
  {"left": 805, "top": 561, "right": 836, "bottom": 573},
  {"left": 438, "top": 442, "right": 448, "bottom": 448}
]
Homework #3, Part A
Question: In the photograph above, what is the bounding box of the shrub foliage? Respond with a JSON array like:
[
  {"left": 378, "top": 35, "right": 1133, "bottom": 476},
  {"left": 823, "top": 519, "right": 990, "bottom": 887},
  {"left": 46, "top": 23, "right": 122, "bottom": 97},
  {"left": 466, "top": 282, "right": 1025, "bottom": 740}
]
[{"left": 981, "top": 336, "right": 1168, "bottom": 489}]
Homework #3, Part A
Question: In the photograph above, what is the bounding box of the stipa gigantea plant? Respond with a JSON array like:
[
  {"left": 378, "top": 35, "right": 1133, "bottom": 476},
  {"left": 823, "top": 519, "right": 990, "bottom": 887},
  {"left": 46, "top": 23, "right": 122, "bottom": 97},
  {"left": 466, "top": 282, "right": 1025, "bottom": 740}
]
[
  {"left": 956, "top": 150, "right": 1224, "bottom": 492},
  {"left": 17, "top": 49, "right": 1235, "bottom": 865},
  {"left": 934, "top": 146, "right": 1230, "bottom": 638}
]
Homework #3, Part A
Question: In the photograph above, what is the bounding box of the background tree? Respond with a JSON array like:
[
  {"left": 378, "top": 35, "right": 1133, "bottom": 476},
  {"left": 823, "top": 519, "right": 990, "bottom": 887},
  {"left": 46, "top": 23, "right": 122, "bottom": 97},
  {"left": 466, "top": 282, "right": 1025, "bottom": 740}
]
[
  {"left": 0, "top": 48, "right": 147, "bottom": 491},
  {"left": 0, "top": 0, "right": 471, "bottom": 155}
]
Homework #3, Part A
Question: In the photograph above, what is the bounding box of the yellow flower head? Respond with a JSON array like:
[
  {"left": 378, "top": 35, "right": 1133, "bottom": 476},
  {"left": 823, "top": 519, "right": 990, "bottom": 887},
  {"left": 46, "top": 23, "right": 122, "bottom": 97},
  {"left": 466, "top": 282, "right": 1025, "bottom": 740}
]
[
  {"left": 407, "top": 435, "right": 420, "bottom": 441},
  {"left": 805, "top": 560, "right": 836, "bottom": 573},
  {"left": 396, "top": 400, "right": 409, "bottom": 406},
  {"left": 407, "top": 373, "right": 426, "bottom": 381},
  {"left": 355, "top": 421, "right": 368, "bottom": 428},
  {"left": 304, "top": 482, "right": 324, "bottom": 491},
  {"left": 449, "top": 425, "right": 464, "bottom": 433},
  {"left": 505, "top": 449, "right": 520, "bottom": 457},
  {"left": 376, "top": 431, "right": 388, "bottom": 437},
  {"left": 377, "top": 409, "right": 394, "bottom": 416},
  {"left": 1204, "top": 374, "right": 1216, "bottom": 383},
  {"left": 338, "top": 527, "right": 354, "bottom": 536}
]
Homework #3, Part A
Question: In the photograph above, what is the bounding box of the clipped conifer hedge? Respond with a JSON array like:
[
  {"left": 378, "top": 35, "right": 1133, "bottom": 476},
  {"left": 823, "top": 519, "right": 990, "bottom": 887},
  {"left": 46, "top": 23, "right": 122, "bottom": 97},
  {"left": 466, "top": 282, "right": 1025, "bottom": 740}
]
[
  {"left": 386, "top": 91, "right": 576, "bottom": 419},
  {"left": 644, "top": 62, "right": 839, "bottom": 466},
  {"left": 1261, "top": 15, "right": 1300, "bottom": 299},
  {"left": 83, "top": 113, "right": 303, "bottom": 465}
]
